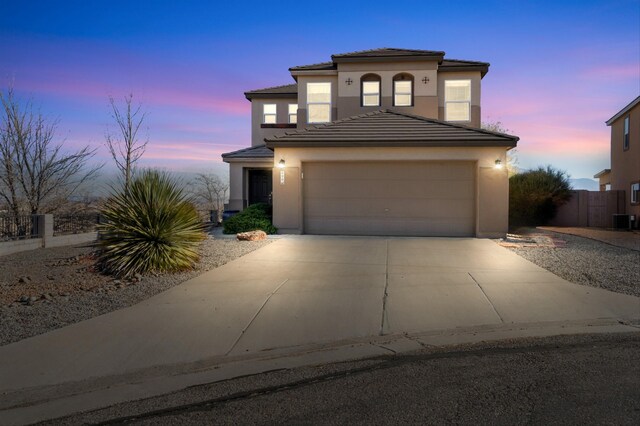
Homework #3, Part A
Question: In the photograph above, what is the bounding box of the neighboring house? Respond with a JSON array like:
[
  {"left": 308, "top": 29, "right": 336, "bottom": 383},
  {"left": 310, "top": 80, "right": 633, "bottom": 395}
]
[
  {"left": 222, "top": 48, "right": 518, "bottom": 237},
  {"left": 594, "top": 96, "right": 640, "bottom": 225}
]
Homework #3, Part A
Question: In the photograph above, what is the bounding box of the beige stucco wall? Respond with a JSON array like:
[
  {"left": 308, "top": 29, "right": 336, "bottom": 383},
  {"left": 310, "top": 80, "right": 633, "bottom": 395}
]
[
  {"left": 250, "top": 97, "right": 298, "bottom": 146},
  {"left": 271, "top": 146, "right": 509, "bottom": 237},
  {"left": 226, "top": 160, "right": 273, "bottom": 211},
  {"left": 437, "top": 71, "right": 482, "bottom": 128},
  {"left": 610, "top": 102, "right": 640, "bottom": 219}
]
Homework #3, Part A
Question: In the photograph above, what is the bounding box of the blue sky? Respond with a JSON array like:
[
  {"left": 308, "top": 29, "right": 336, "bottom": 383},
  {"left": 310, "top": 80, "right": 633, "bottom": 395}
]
[{"left": 1, "top": 0, "right": 639, "bottom": 180}]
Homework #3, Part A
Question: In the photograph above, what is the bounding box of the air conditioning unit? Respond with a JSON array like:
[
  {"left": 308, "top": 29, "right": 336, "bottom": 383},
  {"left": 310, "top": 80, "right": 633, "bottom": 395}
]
[{"left": 612, "top": 214, "right": 630, "bottom": 230}]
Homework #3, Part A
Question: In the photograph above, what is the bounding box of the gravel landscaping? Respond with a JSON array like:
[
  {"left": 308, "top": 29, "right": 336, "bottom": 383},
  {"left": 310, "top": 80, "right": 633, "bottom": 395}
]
[
  {"left": 500, "top": 228, "right": 640, "bottom": 298},
  {"left": 0, "top": 235, "right": 271, "bottom": 346}
]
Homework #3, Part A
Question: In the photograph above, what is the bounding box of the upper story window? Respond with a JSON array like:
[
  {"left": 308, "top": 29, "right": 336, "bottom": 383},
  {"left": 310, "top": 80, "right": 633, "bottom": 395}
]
[
  {"left": 263, "top": 104, "right": 276, "bottom": 124},
  {"left": 288, "top": 104, "right": 297, "bottom": 124},
  {"left": 307, "top": 82, "right": 332, "bottom": 123},
  {"left": 623, "top": 116, "right": 630, "bottom": 150},
  {"left": 361, "top": 74, "right": 381, "bottom": 106},
  {"left": 445, "top": 80, "right": 471, "bottom": 122},
  {"left": 393, "top": 73, "right": 413, "bottom": 106}
]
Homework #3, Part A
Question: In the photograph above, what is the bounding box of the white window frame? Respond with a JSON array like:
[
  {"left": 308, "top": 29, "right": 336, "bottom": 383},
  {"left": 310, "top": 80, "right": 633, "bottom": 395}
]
[
  {"left": 263, "top": 104, "right": 276, "bottom": 124},
  {"left": 307, "top": 82, "right": 332, "bottom": 124},
  {"left": 631, "top": 182, "right": 640, "bottom": 204},
  {"left": 444, "top": 79, "right": 471, "bottom": 122},
  {"left": 362, "top": 80, "right": 381, "bottom": 107},
  {"left": 623, "top": 116, "right": 630, "bottom": 150},
  {"left": 393, "top": 79, "right": 413, "bottom": 107},
  {"left": 288, "top": 104, "right": 297, "bottom": 124}
]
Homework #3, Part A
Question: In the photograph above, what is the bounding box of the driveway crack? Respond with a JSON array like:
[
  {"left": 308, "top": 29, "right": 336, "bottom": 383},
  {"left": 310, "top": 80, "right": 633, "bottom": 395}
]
[
  {"left": 226, "top": 278, "right": 289, "bottom": 355},
  {"left": 468, "top": 272, "right": 504, "bottom": 324},
  {"left": 380, "top": 240, "right": 390, "bottom": 336}
]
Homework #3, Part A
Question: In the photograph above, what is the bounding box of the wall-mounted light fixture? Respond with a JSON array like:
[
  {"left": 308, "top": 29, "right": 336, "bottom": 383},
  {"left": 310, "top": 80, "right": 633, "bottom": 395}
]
[
  {"left": 277, "top": 159, "right": 285, "bottom": 168},
  {"left": 494, "top": 159, "right": 503, "bottom": 169}
]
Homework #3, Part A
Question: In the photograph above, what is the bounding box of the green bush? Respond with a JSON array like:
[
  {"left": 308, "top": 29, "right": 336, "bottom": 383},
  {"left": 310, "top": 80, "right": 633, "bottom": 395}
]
[
  {"left": 509, "top": 166, "right": 572, "bottom": 227},
  {"left": 97, "top": 170, "right": 206, "bottom": 277},
  {"left": 223, "top": 203, "right": 277, "bottom": 234}
]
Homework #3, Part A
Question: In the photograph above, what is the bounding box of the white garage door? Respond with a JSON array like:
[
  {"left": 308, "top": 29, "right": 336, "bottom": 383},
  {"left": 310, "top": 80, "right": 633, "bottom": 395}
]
[{"left": 303, "top": 161, "right": 476, "bottom": 237}]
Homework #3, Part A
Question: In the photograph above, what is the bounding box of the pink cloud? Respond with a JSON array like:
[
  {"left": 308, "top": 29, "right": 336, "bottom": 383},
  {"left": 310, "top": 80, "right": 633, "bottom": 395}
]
[{"left": 580, "top": 64, "right": 640, "bottom": 80}]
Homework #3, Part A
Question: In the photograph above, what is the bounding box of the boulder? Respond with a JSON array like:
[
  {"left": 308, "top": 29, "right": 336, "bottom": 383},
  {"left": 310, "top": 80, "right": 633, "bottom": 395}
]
[{"left": 236, "top": 230, "right": 267, "bottom": 241}]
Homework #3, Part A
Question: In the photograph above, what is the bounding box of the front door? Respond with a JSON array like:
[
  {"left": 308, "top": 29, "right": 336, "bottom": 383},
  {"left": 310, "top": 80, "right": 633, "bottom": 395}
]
[{"left": 248, "top": 169, "right": 272, "bottom": 205}]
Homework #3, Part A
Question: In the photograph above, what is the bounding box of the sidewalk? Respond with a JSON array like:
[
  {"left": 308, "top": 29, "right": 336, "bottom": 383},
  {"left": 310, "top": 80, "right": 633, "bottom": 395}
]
[{"left": 539, "top": 227, "right": 640, "bottom": 251}]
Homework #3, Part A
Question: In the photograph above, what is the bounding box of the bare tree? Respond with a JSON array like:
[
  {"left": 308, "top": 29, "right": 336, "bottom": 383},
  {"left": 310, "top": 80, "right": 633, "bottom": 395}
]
[
  {"left": 482, "top": 120, "right": 519, "bottom": 176},
  {"left": 105, "top": 94, "right": 148, "bottom": 189},
  {"left": 191, "top": 172, "right": 228, "bottom": 222},
  {"left": 0, "top": 88, "right": 101, "bottom": 220}
]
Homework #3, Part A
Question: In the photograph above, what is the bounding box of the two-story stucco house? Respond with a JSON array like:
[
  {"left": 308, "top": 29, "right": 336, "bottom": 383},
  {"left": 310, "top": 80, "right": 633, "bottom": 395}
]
[
  {"left": 222, "top": 48, "right": 518, "bottom": 237},
  {"left": 594, "top": 96, "right": 640, "bottom": 227}
]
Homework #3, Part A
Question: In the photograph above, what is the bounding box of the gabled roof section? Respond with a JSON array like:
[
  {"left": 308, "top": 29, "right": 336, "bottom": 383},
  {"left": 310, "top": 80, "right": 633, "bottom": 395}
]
[
  {"left": 244, "top": 84, "right": 297, "bottom": 100},
  {"left": 332, "top": 47, "right": 445, "bottom": 62},
  {"left": 606, "top": 96, "right": 640, "bottom": 125},
  {"left": 439, "top": 58, "right": 490, "bottom": 77},
  {"left": 222, "top": 145, "right": 274, "bottom": 162},
  {"left": 265, "top": 110, "right": 518, "bottom": 148}
]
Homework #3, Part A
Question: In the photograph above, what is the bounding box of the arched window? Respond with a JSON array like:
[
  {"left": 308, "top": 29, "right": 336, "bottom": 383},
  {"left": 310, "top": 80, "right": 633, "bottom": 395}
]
[
  {"left": 361, "top": 74, "right": 381, "bottom": 107},
  {"left": 393, "top": 73, "right": 414, "bottom": 107}
]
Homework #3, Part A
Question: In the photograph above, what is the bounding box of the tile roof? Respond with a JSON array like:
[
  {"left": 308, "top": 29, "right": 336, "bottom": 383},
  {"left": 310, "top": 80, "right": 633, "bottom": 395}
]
[
  {"left": 221, "top": 145, "right": 274, "bottom": 161},
  {"left": 244, "top": 84, "right": 297, "bottom": 100},
  {"left": 289, "top": 61, "right": 337, "bottom": 71},
  {"left": 439, "top": 59, "right": 490, "bottom": 77},
  {"left": 265, "top": 110, "right": 518, "bottom": 148},
  {"left": 331, "top": 47, "right": 445, "bottom": 59}
]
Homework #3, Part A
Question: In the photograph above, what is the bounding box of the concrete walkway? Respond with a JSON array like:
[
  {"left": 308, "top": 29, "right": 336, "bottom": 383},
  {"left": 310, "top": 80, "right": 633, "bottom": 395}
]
[
  {"left": 1, "top": 237, "right": 639, "bottom": 424},
  {"left": 539, "top": 226, "right": 640, "bottom": 251}
]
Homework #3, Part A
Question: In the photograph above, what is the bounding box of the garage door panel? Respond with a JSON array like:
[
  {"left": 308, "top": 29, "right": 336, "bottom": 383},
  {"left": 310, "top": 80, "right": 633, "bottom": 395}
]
[
  {"left": 306, "top": 178, "right": 474, "bottom": 200},
  {"left": 305, "top": 197, "right": 475, "bottom": 219},
  {"left": 303, "top": 161, "right": 476, "bottom": 237},
  {"left": 305, "top": 217, "right": 474, "bottom": 237}
]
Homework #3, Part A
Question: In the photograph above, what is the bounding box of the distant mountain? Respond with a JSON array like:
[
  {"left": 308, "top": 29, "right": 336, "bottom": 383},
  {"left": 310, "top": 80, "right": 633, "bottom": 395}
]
[{"left": 570, "top": 178, "right": 599, "bottom": 191}]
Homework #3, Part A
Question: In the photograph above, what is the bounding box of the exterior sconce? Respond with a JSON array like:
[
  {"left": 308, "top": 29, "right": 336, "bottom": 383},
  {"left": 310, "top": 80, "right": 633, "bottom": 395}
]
[
  {"left": 494, "top": 159, "right": 503, "bottom": 169},
  {"left": 277, "top": 159, "right": 286, "bottom": 168}
]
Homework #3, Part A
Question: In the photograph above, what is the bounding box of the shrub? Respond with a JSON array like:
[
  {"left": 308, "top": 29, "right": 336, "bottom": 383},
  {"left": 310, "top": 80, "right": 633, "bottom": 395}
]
[
  {"left": 97, "top": 170, "right": 206, "bottom": 277},
  {"left": 509, "top": 166, "right": 572, "bottom": 227},
  {"left": 223, "top": 203, "right": 277, "bottom": 234}
]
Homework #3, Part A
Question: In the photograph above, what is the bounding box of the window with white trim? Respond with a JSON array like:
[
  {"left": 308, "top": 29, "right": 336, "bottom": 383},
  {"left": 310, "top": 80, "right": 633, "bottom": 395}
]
[
  {"left": 288, "top": 104, "right": 297, "bottom": 124},
  {"left": 631, "top": 182, "right": 640, "bottom": 204},
  {"left": 623, "top": 116, "right": 630, "bottom": 150},
  {"left": 445, "top": 80, "right": 471, "bottom": 122},
  {"left": 263, "top": 104, "right": 276, "bottom": 124},
  {"left": 392, "top": 74, "right": 413, "bottom": 106},
  {"left": 307, "top": 82, "right": 331, "bottom": 123},
  {"left": 361, "top": 74, "right": 381, "bottom": 106}
]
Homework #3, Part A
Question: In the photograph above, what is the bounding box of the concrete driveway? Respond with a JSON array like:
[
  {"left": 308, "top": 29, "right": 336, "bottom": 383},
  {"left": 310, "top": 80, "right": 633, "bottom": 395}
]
[{"left": 1, "top": 237, "right": 639, "bottom": 423}]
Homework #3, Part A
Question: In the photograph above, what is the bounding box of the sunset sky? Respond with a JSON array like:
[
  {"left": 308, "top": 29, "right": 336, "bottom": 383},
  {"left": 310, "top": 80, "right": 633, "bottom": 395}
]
[{"left": 1, "top": 0, "right": 639, "bottom": 182}]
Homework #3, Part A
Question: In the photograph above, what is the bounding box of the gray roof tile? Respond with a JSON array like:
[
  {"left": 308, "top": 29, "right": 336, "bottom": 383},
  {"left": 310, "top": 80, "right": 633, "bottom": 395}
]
[
  {"left": 244, "top": 84, "right": 297, "bottom": 100},
  {"left": 222, "top": 145, "right": 274, "bottom": 160},
  {"left": 265, "top": 110, "right": 518, "bottom": 148}
]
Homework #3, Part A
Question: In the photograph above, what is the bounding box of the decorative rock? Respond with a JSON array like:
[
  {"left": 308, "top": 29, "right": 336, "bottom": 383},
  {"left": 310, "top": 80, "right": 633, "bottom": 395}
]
[
  {"left": 60, "top": 292, "right": 69, "bottom": 297},
  {"left": 18, "top": 276, "right": 31, "bottom": 283},
  {"left": 19, "top": 295, "right": 28, "bottom": 303},
  {"left": 236, "top": 230, "right": 267, "bottom": 241},
  {"left": 29, "top": 296, "right": 37, "bottom": 302},
  {"left": 134, "top": 273, "right": 143, "bottom": 281}
]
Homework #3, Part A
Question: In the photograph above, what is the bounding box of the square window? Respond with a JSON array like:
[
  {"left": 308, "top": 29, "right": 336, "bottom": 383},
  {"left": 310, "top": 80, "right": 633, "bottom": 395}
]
[
  {"left": 307, "top": 82, "right": 331, "bottom": 123},
  {"left": 362, "top": 81, "right": 380, "bottom": 106},
  {"left": 308, "top": 104, "right": 331, "bottom": 123}
]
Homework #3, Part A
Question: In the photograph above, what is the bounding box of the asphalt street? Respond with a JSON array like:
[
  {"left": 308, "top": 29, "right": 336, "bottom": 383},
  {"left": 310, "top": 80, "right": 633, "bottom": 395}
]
[{"left": 59, "top": 332, "right": 640, "bottom": 425}]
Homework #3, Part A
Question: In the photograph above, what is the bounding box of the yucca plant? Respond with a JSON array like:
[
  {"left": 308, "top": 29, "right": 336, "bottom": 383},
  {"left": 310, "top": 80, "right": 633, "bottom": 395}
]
[{"left": 97, "top": 170, "right": 206, "bottom": 277}]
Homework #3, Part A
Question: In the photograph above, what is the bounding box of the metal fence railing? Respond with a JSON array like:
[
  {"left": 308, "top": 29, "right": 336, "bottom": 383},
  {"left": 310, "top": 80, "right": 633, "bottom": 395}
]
[
  {"left": 0, "top": 215, "right": 38, "bottom": 241},
  {"left": 53, "top": 214, "right": 100, "bottom": 236}
]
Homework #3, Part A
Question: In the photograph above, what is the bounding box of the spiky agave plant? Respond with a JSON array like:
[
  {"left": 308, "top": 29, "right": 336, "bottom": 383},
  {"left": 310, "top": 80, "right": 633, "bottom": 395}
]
[{"left": 98, "top": 170, "right": 205, "bottom": 277}]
